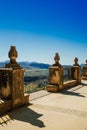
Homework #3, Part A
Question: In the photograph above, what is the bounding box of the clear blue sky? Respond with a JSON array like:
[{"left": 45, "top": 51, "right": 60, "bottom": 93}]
[{"left": 0, "top": 0, "right": 87, "bottom": 65}]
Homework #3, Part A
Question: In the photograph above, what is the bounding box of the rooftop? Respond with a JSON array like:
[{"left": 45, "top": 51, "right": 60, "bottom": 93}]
[{"left": 0, "top": 80, "right": 87, "bottom": 130}]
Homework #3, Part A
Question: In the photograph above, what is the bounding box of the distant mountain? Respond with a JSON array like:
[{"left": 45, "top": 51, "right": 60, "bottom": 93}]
[
  {"left": 19, "top": 61, "right": 34, "bottom": 69},
  {"left": 0, "top": 61, "right": 51, "bottom": 69},
  {"left": 19, "top": 61, "right": 51, "bottom": 69},
  {"left": 63, "top": 65, "right": 71, "bottom": 68},
  {"left": 29, "top": 62, "right": 50, "bottom": 69},
  {"left": 0, "top": 60, "right": 9, "bottom": 68},
  {"left": 0, "top": 61, "right": 85, "bottom": 70},
  {"left": 80, "top": 63, "right": 85, "bottom": 67}
]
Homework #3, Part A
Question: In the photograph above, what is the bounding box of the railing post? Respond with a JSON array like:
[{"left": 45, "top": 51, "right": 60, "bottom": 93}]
[
  {"left": 5, "top": 46, "right": 29, "bottom": 108},
  {"left": 46, "top": 53, "right": 63, "bottom": 92},
  {"left": 82, "top": 59, "right": 87, "bottom": 80},
  {"left": 71, "top": 57, "right": 81, "bottom": 84}
]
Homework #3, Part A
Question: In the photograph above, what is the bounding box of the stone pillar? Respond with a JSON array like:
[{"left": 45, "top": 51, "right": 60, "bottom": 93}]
[
  {"left": 11, "top": 69, "right": 25, "bottom": 108},
  {"left": 5, "top": 46, "right": 29, "bottom": 108},
  {"left": 46, "top": 53, "right": 63, "bottom": 92},
  {"left": 82, "top": 59, "right": 87, "bottom": 80},
  {"left": 71, "top": 57, "right": 81, "bottom": 84},
  {"left": 0, "top": 68, "right": 12, "bottom": 99}
]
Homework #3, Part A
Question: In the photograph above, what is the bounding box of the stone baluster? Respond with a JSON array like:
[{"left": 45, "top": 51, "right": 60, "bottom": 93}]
[
  {"left": 82, "top": 59, "right": 87, "bottom": 80},
  {"left": 46, "top": 53, "right": 64, "bottom": 92},
  {"left": 71, "top": 57, "right": 81, "bottom": 84},
  {"left": 5, "top": 46, "right": 29, "bottom": 108}
]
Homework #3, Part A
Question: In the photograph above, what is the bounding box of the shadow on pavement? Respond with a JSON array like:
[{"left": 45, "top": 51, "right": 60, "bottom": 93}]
[
  {"left": 10, "top": 106, "right": 45, "bottom": 128},
  {"left": 0, "top": 105, "right": 45, "bottom": 128},
  {"left": 60, "top": 89, "right": 85, "bottom": 97}
]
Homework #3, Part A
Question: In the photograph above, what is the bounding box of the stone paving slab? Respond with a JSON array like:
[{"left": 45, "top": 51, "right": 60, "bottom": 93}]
[
  {"left": 0, "top": 80, "right": 87, "bottom": 130},
  {"left": 29, "top": 90, "right": 51, "bottom": 101}
]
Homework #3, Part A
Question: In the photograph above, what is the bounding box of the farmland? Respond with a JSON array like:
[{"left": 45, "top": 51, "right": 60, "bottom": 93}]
[{"left": 24, "top": 69, "right": 49, "bottom": 93}]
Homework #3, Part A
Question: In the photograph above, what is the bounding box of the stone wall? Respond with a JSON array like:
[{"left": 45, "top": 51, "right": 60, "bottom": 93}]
[{"left": 46, "top": 54, "right": 81, "bottom": 92}]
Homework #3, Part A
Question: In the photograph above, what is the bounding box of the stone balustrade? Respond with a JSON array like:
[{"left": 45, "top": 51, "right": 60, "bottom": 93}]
[
  {"left": 0, "top": 46, "right": 29, "bottom": 115},
  {"left": 82, "top": 59, "right": 87, "bottom": 80},
  {"left": 46, "top": 54, "right": 81, "bottom": 92},
  {"left": 0, "top": 46, "right": 87, "bottom": 115}
]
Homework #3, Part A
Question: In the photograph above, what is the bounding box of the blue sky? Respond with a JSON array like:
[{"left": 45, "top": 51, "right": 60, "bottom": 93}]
[{"left": 0, "top": 0, "right": 87, "bottom": 65}]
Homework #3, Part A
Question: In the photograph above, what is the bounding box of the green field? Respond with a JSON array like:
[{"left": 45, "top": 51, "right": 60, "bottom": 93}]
[{"left": 24, "top": 69, "right": 49, "bottom": 93}]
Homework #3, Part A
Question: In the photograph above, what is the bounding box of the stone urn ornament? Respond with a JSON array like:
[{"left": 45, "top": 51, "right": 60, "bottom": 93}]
[
  {"left": 73, "top": 57, "right": 80, "bottom": 66},
  {"left": 9, "top": 46, "right": 18, "bottom": 64},
  {"left": 53, "top": 53, "right": 62, "bottom": 67},
  {"left": 5, "top": 46, "right": 21, "bottom": 69}
]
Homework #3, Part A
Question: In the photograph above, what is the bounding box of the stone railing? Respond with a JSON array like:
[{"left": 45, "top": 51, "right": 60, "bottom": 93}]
[
  {"left": 46, "top": 53, "right": 81, "bottom": 92},
  {"left": 0, "top": 46, "right": 29, "bottom": 115},
  {"left": 63, "top": 67, "right": 72, "bottom": 81},
  {"left": 0, "top": 46, "right": 87, "bottom": 115},
  {"left": 82, "top": 60, "right": 87, "bottom": 80}
]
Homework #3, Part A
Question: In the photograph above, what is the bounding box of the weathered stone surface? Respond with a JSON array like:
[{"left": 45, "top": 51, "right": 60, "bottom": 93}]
[
  {"left": 49, "top": 66, "right": 63, "bottom": 90},
  {"left": 0, "top": 46, "right": 29, "bottom": 114},
  {"left": 71, "top": 57, "right": 81, "bottom": 84},
  {"left": 0, "top": 100, "right": 12, "bottom": 115},
  {"left": 63, "top": 80, "right": 77, "bottom": 88},
  {"left": 73, "top": 57, "right": 80, "bottom": 67},
  {"left": 46, "top": 84, "right": 58, "bottom": 92},
  {"left": 11, "top": 69, "right": 25, "bottom": 108},
  {"left": 0, "top": 68, "right": 12, "bottom": 99},
  {"left": 53, "top": 53, "right": 63, "bottom": 67},
  {"left": 82, "top": 60, "right": 87, "bottom": 80},
  {"left": 46, "top": 53, "right": 63, "bottom": 92},
  {"left": 5, "top": 46, "right": 22, "bottom": 69},
  {"left": 24, "top": 93, "right": 30, "bottom": 105}
]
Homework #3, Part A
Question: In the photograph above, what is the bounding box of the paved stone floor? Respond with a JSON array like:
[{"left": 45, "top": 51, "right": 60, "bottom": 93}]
[{"left": 0, "top": 80, "right": 87, "bottom": 130}]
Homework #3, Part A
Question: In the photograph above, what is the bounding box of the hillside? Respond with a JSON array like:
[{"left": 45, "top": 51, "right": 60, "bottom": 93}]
[
  {"left": 0, "top": 61, "right": 84, "bottom": 70},
  {"left": 0, "top": 61, "right": 50, "bottom": 69}
]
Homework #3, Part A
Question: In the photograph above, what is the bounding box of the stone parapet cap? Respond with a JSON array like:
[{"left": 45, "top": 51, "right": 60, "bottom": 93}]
[
  {"left": 12, "top": 68, "right": 25, "bottom": 73},
  {"left": 0, "top": 68, "right": 13, "bottom": 70},
  {"left": 63, "top": 80, "right": 77, "bottom": 85},
  {"left": 49, "top": 66, "right": 63, "bottom": 69},
  {"left": 49, "top": 66, "right": 59, "bottom": 69},
  {"left": 72, "top": 66, "right": 80, "bottom": 68},
  {"left": 0, "top": 68, "right": 25, "bottom": 72},
  {"left": 83, "top": 66, "right": 87, "bottom": 68}
]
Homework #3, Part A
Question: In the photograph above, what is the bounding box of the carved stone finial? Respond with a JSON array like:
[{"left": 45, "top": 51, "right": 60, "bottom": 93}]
[
  {"left": 73, "top": 57, "right": 79, "bottom": 66},
  {"left": 8, "top": 46, "right": 18, "bottom": 64},
  {"left": 53, "top": 53, "right": 62, "bottom": 67},
  {"left": 54, "top": 53, "right": 60, "bottom": 64},
  {"left": 5, "top": 46, "right": 21, "bottom": 69}
]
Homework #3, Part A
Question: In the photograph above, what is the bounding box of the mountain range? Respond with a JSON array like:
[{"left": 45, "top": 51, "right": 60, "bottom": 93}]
[
  {"left": 0, "top": 61, "right": 50, "bottom": 69},
  {"left": 0, "top": 61, "right": 85, "bottom": 70}
]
